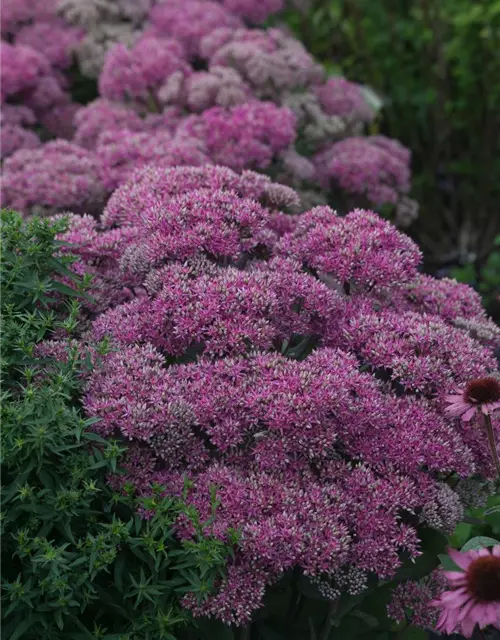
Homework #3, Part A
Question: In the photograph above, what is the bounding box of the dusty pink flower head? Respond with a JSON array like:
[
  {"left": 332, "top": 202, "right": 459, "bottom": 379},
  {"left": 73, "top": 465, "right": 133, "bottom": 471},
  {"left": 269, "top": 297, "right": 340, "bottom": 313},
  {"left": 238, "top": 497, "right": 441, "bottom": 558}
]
[
  {"left": 314, "top": 76, "right": 375, "bottom": 123},
  {"left": 99, "top": 36, "right": 190, "bottom": 105},
  {"left": 433, "top": 546, "right": 500, "bottom": 637},
  {"left": 176, "top": 101, "right": 296, "bottom": 171},
  {"left": 146, "top": 0, "right": 241, "bottom": 59},
  {"left": 445, "top": 377, "right": 500, "bottom": 422},
  {"left": 314, "top": 136, "right": 411, "bottom": 208},
  {"left": 15, "top": 19, "right": 84, "bottom": 69},
  {"left": 1, "top": 41, "right": 51, "bottom": 100},
  {"left": 277, "top": 207, "right": 422, "bottom": 290},
  {"left": 73, "top": 99, "right": 146, "bottom": 149},
  {"left": 103, "top": 164, "right": 298, "bottom": 228},
  {"left": 1, "top": 140, "right": 105, "bottom": 215},
  {"left": 1, "top": 0, "right": 58, "bottom": 36},
  {"left": 96, "top": 129, "right": 210, "bottom": 190},
  {"left": 1, "top": 123, "right": 40, "bottom": 160},
  {"left": 206, "top": 27, "right": 323, "bottom": 97}
]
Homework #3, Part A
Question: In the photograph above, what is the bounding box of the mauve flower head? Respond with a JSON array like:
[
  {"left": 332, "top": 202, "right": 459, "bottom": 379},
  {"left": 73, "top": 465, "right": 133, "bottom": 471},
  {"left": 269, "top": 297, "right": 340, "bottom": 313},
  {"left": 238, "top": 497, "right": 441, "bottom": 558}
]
[
  {"left": 1, "top": 104, "right": 37, "bottom": 126},
  {"left": 400, "top": 274, "right": 491, "bottom": 323},
  {"left": 23, "top": 72, "right": 69, "bottom": 113},
  {"left": 102, "top": 164, "right": 298, "bottom": 228},
  {"left": 277, "top": 207, "right": 422, "bottom": 290},
  {"left": 176, "top": 67, "right": 253, "bottom": 112},
  {"left": 314, "top": 76, "right": 375, "bottom": 123},
  {"left": 314, "top": 135, "right": 412, "bottom": 207},
  {"left": 1, "top": 123, "right": 40, "bottom": 160},
  {"left": 1, "top": 41, "right": 51, "bottom": 101},
  {"left": 96, "top": 128, "right": 210, "bottom": 190},
  {"left": 433, "top": 546, "right": 500, "bottom": 637},
  {"left": 388, "top": 570, "right": 447, "bottom": 629},
  {"left": 15, "top": 19, "right": 84, "bottom": 69},
  {"left": 1, "top": 0, "right": 58, "bottom": 36},
  {"left": 146, "top": 0, "right": 242, "bottom": 59},
  {"left": 91, "top": 261, "right": 339, "bottom": 359},
  {"left": 1, "top": 140, "right": 105, "bottom": 216},
  {"left": 207, "top": 27, "right": 323, "bottom": 97},
  {"left": 73, "top": 99, "right": 145, "bottom": 149},
  {"left": 176, "top": 101, "right": 296, "bottom": 171},
  {"left": 112, "top": 186, "right": 274, "bottom": 269},
  {"left": 332, "top": 306, "right": 497, "bottom": 396},
  {"left": 99, "top": 36, "right": 190, "bottom": 106}
]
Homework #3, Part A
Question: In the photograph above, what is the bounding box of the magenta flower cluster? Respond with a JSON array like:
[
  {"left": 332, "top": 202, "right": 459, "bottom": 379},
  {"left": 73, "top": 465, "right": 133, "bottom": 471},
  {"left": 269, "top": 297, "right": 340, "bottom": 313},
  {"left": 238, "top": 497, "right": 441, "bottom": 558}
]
[
  {"left": 40, "top": 164, "right": 498, "bottom": 625},
  {"left": 1, "top": 0, "right": 415, "bottom": 221}
]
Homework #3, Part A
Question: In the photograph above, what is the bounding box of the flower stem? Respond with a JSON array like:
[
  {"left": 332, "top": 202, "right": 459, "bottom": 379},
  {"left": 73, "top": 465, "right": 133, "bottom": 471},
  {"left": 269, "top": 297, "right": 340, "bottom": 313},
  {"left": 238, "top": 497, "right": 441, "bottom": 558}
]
[{"left": 484, "top": 413, "right": 500, "bottom": 478}]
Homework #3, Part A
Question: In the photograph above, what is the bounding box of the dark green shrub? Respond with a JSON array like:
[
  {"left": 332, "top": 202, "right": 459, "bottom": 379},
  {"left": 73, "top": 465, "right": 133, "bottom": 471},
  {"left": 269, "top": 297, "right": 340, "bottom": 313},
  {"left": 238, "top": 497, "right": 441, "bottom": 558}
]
[
  {"left": 0, "top": 211, "right": 233, "bottom": 640},
  {"left": 282, "top": 0, "right": 500, "bottom": 270}
]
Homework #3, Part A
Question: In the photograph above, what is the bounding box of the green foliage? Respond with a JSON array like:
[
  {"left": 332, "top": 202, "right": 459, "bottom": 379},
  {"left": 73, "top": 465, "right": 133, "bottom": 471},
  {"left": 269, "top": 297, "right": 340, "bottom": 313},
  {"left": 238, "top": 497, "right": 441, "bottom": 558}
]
[
  {"left": 451, "top": 235, "right": 500, "bottom": 311},
  {"left": 281, "top": 0, "right": 500, "bottom": 268},
  {"left": 1, "top": 211, "right": 233, "bottom": 640}
]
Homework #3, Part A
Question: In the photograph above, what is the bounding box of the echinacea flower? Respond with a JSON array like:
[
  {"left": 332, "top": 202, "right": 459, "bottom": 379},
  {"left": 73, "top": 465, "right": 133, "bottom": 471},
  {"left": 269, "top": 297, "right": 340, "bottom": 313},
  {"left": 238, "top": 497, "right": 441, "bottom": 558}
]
[
  {"left": 433, "top": 546, "right": 500, "bottom": 637},
  {"left": 445, "top": 377, "right": 500, "bottom": 422}
]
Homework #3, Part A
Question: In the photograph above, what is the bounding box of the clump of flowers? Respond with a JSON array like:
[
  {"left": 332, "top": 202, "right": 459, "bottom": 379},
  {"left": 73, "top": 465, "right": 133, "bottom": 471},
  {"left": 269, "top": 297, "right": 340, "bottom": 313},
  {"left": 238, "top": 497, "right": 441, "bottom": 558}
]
[
  {"left": 1, "top": 140, "right": 105, "bottom": 216},
  {"left": 99, "top": 36, "right": 190, "bottom": 108},
  {"left": 14, "top": 19, "right": 84, "bottom": 69},
  {"left": 176, "top": 101, "right": 296, "bottom": 171},
  {"left": 146, "top": 0, "right": 242, "bottom": 59},
  {"left": 95, "top": 128, "right": 209, "bottom": 190},
  {"left": 313, "top": 136, "right": 412, "bottom": 208},
  {"left": 44, "top": 167, "right": 499, "bottom": 626},
  {"left": 313, "top": 76, "right": 375, "bottom": 124}
]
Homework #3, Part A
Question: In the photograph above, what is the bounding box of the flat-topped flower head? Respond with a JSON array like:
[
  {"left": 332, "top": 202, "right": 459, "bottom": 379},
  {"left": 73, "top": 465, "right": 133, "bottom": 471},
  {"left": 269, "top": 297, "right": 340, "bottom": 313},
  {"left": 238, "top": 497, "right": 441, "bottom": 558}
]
[
  {"left": 446, "top": 376, "right": 500, "bottom": 422},
  {"left": 433, "top": 546, "right": 500, "bottom": 637}
]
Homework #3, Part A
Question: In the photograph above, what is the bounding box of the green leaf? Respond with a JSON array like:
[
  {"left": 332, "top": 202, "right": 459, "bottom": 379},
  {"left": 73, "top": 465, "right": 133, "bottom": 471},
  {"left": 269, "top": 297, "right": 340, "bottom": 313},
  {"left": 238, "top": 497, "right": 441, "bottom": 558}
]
[{"left": 461, "top": 536, "right": 500, "bottom": 551}]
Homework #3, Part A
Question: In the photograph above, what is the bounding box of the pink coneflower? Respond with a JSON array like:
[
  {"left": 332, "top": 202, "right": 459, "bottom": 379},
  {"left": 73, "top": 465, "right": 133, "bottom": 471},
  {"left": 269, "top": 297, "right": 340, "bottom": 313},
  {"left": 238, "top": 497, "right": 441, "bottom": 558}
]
[
  {"left": 445, "top": 376, "right": 500, "bottom": 477},
  {"left": 433, "top": 546, "right": 500, "bottom": 637},
  {"left": 445, "top": 377, "right": 500, "bottom": 422}
]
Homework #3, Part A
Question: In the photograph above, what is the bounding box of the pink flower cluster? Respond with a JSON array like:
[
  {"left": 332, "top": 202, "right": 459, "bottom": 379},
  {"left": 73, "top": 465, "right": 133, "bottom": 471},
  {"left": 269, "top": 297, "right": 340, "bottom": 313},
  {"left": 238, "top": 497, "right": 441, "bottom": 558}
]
[
  {"left": 1, "top": 0, "right": 416, "bottom": 220},
  {"left": 1, "top": 2, "right": 83, "bottom": 160},
  {"left": 40, "top": 165, "right": 498, "bottom": 625},
  {"left": 314, "top": 136, "right": 412, "bottom": 206}
]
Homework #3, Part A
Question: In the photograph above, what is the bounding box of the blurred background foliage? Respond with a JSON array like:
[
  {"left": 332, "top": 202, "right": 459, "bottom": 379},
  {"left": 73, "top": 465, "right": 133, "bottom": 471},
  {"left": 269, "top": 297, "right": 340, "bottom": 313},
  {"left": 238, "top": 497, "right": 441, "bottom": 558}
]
[{"left": 281, "top": 0, "right": 500, "bottom": 316}]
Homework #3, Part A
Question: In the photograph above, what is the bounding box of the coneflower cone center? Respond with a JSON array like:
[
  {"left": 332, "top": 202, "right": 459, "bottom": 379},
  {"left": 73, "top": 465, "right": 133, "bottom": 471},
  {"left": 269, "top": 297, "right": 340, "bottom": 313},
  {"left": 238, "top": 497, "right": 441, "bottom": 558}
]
[
  {"left": 467, "top": 556, "right": 500, "bottom": 601},
  {"left": 465, "top": 377, "right": 500, "bottom": 405}
]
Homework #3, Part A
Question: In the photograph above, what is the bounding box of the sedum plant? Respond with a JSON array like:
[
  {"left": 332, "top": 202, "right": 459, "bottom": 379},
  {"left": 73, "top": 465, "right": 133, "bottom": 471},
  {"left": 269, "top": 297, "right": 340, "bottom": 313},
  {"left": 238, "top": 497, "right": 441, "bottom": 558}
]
[{"left": 38, "top": 167, "right": 500, "bottom": 638}]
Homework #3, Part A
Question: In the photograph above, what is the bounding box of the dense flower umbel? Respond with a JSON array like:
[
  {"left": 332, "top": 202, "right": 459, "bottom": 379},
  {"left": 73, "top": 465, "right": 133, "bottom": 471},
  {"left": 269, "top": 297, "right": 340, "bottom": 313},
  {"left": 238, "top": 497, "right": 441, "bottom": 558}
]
[
  {"left": 176, "top": 101, "right": 296, "bottom": 171},
  {"left": 99, "top": 36, "right": 190, "bottom": 106},
  {"left": 314, "top": 136, "right": 411, "bottom": 206},
  {"left": 433, "top": 547, "right": 500, "bottom": 637},
  {"left": 146, "top": 0, "right": 242, "bottom": 59},
  {"left": 1, "top": 141, "right": 106, "bottom": 216}
]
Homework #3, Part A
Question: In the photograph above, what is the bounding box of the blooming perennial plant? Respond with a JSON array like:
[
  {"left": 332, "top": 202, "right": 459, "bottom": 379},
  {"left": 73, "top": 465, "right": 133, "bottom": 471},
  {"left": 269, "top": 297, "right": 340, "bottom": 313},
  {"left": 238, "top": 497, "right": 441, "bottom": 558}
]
[{"left": 34, "top": 164, "right": 498, "bottom": 630}]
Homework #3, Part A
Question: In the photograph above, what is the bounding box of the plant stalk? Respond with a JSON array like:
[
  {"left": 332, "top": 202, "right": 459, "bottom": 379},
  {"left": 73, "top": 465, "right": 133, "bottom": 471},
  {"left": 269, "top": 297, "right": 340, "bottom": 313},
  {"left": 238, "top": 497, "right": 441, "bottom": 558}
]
[{"left": 484, "top": 414, "right": 500, "bottom": 478}]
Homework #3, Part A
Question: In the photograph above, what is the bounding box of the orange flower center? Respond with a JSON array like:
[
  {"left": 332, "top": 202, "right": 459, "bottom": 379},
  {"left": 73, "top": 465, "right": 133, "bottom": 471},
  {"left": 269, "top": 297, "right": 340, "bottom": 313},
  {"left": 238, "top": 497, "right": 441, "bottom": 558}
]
[
  {"left": 466, "top": 555, "right": 500, "bottom": 602},
  {"left": 465, "top": 377, "right": 500, "bottom": 405}
]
